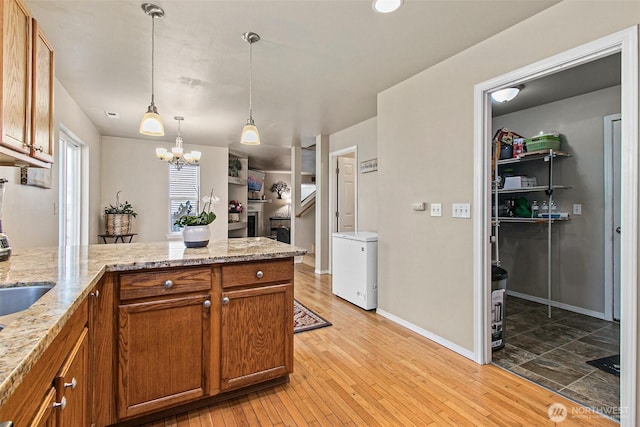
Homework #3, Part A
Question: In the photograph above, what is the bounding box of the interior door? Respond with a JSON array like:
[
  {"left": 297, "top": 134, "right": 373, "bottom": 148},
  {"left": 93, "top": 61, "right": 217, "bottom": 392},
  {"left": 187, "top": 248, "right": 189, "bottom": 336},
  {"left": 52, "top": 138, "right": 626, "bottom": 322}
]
[
  {"left": 337, "top": 156, "right": 355, "bottom": 232},
  {"left": 612, "top": 116, "right": 621, "bottom": 320}
]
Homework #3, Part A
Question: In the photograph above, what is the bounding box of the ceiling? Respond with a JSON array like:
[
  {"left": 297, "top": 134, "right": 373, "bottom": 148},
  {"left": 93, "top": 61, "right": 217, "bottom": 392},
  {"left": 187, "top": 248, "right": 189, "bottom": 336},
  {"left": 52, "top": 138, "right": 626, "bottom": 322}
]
[{"left": 26, "top": 0, "right": 560, "bottom": 172}]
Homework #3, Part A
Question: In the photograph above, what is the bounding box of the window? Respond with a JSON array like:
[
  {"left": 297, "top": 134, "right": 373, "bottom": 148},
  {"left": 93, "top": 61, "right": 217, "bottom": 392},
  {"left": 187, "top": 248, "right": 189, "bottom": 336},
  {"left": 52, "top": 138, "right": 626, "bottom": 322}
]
[
  {"left": 59, "top": 130, "right": 85, "bottom": 247},
  {"left": 169, "top": 165, "right": 200, "bottom": 233}
]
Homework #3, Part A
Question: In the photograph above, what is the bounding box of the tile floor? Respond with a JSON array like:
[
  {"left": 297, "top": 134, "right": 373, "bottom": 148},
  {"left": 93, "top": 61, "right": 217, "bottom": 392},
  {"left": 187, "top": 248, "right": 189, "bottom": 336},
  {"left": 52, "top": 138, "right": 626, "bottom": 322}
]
[{"left": 492, "top": 296, "right": 620, "bottom": 419}]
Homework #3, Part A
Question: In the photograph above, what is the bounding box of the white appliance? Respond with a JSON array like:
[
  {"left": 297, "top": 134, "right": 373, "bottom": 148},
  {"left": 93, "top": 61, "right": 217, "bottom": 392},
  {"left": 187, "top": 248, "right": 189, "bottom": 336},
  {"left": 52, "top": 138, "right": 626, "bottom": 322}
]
[{"left": 332, "top": 231, "right": 378, "bottom": 310}]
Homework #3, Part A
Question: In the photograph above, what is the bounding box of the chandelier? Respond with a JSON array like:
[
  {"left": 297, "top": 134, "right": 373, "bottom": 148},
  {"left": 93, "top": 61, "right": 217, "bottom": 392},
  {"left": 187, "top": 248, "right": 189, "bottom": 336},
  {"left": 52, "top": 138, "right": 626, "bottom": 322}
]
[{"left": 155, "top": 116, "right": 201, "bottom": 170}]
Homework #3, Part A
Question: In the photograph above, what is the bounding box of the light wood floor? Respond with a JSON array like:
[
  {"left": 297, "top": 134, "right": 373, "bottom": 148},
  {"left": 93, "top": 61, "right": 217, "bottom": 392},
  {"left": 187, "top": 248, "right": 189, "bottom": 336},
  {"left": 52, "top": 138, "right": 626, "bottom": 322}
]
[{"left": 144, "top": 263, "right": 616, "bottom": 426}]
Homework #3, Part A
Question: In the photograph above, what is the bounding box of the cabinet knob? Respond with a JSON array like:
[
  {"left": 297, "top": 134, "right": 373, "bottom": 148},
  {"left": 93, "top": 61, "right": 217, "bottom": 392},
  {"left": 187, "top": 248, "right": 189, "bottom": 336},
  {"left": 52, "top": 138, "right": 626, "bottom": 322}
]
[
  {"left": 222, "top": 296, "right": 230, "bottom": 305},
  {"left": 90, "top": 290, "right": 100, "bottom": 298},
  {"left": 64, "top": 377, "right": 77, "bottom": 390},
  {"left": 53, "top": 396, "right": 67, "bottom": 411},
  {"left": 164, "top": 280, "right": 174, "bottom": 289},
  {"left": 256, "top": 270, "right": 264, "bottom": 279},
  {"left": 203, "top": 300, "right": 211, "bottom": 308}
]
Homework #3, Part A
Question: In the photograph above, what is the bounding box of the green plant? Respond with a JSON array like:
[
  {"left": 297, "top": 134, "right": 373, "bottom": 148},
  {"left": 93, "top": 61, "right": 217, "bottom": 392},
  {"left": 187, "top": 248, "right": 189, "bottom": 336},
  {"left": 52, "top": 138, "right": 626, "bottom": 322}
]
[
  {"left": 174, "top": 189, "right": 219, "bottom": 227},
  {"left": 104, "top": 191, "right": 137, "bottom": 217}
]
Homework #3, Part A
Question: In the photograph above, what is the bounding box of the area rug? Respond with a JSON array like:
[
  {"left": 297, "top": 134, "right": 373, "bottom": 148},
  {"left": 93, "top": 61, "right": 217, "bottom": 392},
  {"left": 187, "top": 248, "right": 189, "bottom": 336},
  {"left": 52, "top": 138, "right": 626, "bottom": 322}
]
[
  {"left": 294, "top": 299, "right": 331, "bottom": 334},
  {"left": 586, "top": 354, "right": 620, "bottom": 376}
]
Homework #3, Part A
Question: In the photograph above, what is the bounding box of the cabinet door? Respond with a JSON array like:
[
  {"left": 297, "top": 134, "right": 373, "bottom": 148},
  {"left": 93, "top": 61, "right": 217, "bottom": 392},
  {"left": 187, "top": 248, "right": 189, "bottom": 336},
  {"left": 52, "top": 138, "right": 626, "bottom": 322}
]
[
  {"left": 117, "top": 294, "right": 211, "bottom": 419},
  {"left": 29, "top": 387, "right": 58, "bottom": 427},
  {"left": 88, "top": 276, "right": 116, "bottom": 426},
  {"left": 221, "top": 283, "right": 293, "bottom": 391},
  {"left": 30, "top": 19, "right": 54, "bottom": 163},
  {"left": 1, "top": 0, "right": 32, "bottom": 153},
  {"left": 55, "top": 328, "right": 88, "bottom": 427}
]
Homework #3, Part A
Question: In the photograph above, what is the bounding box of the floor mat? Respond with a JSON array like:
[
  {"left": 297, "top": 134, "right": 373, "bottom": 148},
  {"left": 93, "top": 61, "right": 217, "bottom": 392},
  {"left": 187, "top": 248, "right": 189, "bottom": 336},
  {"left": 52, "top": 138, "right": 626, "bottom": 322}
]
[
  {"left": 586, "top": 354, "right": 620, "bottom": 377},
  {"left": 294, "top": 299, "right": 332, "bottom": 334}
]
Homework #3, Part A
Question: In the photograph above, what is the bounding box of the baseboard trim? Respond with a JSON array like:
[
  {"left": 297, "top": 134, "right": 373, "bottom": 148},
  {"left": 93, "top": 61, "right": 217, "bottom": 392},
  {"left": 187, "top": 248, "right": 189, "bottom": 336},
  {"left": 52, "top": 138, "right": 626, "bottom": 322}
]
[
  {"left": 315, "top": 269, "right": 330, "bottom": 275},
  {"left": 506, "top": 290, "right": 607, "bottom": 320},
  {"left": 376, "top": 308, "right": 476, "bottom": 361}
]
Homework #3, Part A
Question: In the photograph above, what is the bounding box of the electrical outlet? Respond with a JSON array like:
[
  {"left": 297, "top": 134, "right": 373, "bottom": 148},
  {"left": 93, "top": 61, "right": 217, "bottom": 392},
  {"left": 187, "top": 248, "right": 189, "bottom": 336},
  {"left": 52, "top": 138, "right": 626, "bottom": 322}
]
[
  {"left": 412, "top": 202, "right": 426, "bottom": 211},
  {"left": 573, "top": 204, "right": 582, "bottom": 215},
  {"left": 452, "top": 203, "right": 471, "bottom": 218},
  {"left": 430, "top": 203, "right": 442, "bottom": 217}
]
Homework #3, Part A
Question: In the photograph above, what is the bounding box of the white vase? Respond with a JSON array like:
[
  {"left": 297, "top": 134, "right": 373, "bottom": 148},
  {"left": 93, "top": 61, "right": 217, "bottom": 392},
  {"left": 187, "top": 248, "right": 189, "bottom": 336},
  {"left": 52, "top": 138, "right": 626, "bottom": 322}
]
[{"left": 182, "top": 225, "right": 210, "bottom": 248}]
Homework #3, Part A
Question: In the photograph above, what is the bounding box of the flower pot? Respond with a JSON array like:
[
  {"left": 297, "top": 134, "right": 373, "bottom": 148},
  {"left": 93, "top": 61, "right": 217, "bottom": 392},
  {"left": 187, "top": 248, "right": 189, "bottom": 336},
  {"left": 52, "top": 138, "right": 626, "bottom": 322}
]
[
  {"left": 105, "top": 214, "right": 132, "bottom": 235},
  {"left": 182, "top": 225, "right": 210, "bottom": 248},
  {"left": 229, "top": 212, "right": 240, "bottom": 223}
]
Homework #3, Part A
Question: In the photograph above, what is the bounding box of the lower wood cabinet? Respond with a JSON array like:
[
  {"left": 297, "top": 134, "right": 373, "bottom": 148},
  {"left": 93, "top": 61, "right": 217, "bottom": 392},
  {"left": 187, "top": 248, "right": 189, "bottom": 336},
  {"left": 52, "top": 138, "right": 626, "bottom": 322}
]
[
  {"left": 221, "top": 282, "right": 293, "bottom": 391},
  {"left": 116, "top": 267, "right": 214, "bottom": 419},
  {"left": 55, "top": 328, "right": 88, "bottom": 426},
  {"left": 29, "top": 387, "right": 57, "bottom": 427}
]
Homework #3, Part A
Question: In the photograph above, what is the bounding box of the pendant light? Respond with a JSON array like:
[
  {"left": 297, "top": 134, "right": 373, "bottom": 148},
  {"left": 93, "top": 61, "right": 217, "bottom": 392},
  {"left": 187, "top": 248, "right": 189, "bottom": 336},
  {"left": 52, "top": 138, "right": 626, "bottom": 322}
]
[
  {"left": 139, "top": 3, "right": 165, "bottom": 136},
  {"left": 240, "top": 32, "right": 261, "bottom": 145},
  {"left": 155, "top": 116, "right": 201, "bottom": 170}
]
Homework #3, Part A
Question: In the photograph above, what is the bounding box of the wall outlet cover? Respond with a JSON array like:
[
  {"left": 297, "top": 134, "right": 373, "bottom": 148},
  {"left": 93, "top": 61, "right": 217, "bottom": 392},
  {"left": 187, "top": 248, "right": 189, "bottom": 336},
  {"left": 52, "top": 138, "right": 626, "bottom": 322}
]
[{"left": 430, "top": 203, "right": 442, "bottom": 217}]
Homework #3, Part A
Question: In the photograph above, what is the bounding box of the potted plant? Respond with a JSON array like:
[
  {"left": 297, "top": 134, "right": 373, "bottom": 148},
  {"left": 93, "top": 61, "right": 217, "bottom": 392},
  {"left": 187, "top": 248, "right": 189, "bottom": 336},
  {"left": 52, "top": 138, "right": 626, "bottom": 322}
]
[
  {"left": 174, "top": 189, "right": 219, "bottom": 248},
  {"left": 104, "top": 191, "right": 137, "bottom": 235}
]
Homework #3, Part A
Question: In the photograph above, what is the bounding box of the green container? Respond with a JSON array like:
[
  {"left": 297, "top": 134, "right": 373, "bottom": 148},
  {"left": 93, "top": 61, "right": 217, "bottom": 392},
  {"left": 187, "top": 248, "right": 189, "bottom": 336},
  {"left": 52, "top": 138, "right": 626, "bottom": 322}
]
[{"left": 525, "top": 134, "right": 561, "bottom": 152}]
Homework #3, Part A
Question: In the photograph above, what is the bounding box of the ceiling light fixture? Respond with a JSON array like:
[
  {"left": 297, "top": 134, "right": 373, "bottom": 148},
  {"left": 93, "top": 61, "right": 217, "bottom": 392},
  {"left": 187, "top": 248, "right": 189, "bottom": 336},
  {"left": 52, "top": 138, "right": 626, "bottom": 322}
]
[
  {"left": 240, "top": 31, "right": 261, "bottom": 145},
  {"left": 139, "top": 3, "right": 165, "bottom": 136},
  {"left": 155, "top": 116, "right": 201, "bottom": 170},
  {"left": 372, "top": 0, "right": 403, "bottom": 13},
  {"left": 491, "top": 86, "right": 522, "bottom": 103}
]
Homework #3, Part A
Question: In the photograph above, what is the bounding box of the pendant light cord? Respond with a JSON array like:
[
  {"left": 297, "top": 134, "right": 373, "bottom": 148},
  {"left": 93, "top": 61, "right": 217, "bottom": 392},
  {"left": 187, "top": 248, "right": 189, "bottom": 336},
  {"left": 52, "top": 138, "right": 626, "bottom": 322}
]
[
  {"left": 249, "top": 40, "right": 253, "bottom": 120},
  {"left": 151, "top": 15, "right": 156, "bottom": 106}
]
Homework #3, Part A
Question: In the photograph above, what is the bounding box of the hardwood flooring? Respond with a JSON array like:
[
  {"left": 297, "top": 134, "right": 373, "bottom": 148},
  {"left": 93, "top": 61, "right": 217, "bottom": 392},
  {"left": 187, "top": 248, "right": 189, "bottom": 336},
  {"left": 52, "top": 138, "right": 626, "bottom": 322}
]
[{"left": 143, "top": 263, "right": 615, "bottom": 426}]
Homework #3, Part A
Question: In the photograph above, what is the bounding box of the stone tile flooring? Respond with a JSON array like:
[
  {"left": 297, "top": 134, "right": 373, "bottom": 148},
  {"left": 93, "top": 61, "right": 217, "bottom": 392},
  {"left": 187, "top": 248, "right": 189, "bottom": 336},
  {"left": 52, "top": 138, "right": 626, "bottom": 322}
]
[{"left": 492, "top": 296, "right": 620, "bottom": 419}]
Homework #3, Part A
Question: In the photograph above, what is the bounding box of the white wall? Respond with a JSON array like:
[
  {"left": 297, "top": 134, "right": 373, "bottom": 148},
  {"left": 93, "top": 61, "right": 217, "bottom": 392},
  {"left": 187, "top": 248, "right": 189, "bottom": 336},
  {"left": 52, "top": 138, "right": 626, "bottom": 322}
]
[
  {"left": 101, "top": 137, "right": 228, "bottom": 242},
  {"left": 0, "top": 80, "right": 102, "bottom": 248},
  {"left": 493, "top": 86, "right": 621, "bottom": 314},
  {"left": 377, "top": 1, "right": 639, "bottom": 352},
  {"left": 330, "top": 117, "right": 378, "bottom": 232}
]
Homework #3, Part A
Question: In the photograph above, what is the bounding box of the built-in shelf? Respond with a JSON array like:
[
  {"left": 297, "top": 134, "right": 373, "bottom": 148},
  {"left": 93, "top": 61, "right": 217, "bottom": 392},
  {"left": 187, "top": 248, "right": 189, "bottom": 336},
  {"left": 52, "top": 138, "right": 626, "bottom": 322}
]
[
  {"left": 495, "top": 185, "right": 571, "bottom": 194},
  {"left": 248, "top": 199, "right": 271, "bottom": 203},
  {"left": 228, "top": 222, "right": 247, "bottom": 230},
  {"left": 228, "top": 176, "right": 246, "bottom": 185}
]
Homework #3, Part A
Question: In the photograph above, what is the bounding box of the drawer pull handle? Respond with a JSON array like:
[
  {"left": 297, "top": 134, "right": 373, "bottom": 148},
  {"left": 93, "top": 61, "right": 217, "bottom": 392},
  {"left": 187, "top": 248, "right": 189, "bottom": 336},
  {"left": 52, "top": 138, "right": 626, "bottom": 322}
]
[
  {"left": 53, "top": 396, "right": 67, "bottom": 410},
  {"left": 64, "top": 377, "right": 77, "bottom": 390},
  {"left": 203, "top": 300, "right": 211, "bottom": 308},
  {"left": 222, "top": 297, "right": 230, "bottom": 305},
  {"left": 164, "top": 280, "right": 174, "bottom": 289},
  {"left": 256, "top": 270, "right": 264, "bottom": 279},
  {"left": 90, "top": 290, "right": 100, "bottom": 298}
]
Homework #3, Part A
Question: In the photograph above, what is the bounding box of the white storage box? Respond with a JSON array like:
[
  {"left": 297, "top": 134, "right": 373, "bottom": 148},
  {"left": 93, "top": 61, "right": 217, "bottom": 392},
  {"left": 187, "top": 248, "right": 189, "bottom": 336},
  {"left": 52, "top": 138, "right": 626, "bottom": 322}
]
[{"left": 503, "top": 176, "right": 537, "bottom": 190}]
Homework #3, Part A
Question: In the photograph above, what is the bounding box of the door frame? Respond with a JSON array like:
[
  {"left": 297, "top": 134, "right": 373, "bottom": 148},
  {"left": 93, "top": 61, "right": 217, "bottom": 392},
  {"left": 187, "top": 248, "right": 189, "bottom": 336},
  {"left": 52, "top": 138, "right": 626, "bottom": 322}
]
[
  {"left": 473, "top": 27, "right": 637, "bottom": 426},
  {"left": 328, "top": 145, "right": 358, "bottom": 274},
  {"left": 604, "top": 113, "right": 622, "bottom": 321}
]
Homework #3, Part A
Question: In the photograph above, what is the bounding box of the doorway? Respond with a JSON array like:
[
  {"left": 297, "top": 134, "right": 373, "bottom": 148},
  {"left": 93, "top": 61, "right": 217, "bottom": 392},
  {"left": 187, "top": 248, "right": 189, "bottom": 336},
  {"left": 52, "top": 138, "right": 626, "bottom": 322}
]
[
  {"left": 329, "top": 146, "right": 358, "bottom": 273},
  {"left": 604, "top": 113, "right": 622, "bottom": 322},
  {"left": 473, "top": 27, "right": 638, "bottom": 425},
  {"left": 58, "top": 128, "right": 87, "bottom": 247}
]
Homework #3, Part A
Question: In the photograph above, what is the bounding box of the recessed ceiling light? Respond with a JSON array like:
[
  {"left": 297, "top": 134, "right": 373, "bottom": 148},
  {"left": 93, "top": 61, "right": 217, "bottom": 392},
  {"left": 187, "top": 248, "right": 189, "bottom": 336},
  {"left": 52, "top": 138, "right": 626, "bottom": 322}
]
[
  {"left": 104, "top": 111, "right": 120, "bottom": 119},
  {"left": 372, "top": 0, "right": 403, "bottom": 13}
]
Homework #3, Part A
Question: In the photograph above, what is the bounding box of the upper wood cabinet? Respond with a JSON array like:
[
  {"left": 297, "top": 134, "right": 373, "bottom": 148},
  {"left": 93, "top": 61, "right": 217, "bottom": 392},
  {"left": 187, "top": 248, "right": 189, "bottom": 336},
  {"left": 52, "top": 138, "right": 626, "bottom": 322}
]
[
  {"left": 0, "top": 0, "right": 53, "bottom": 167},
  {"left": 30, "top": 20, "right": 54, "bottom": 163}
]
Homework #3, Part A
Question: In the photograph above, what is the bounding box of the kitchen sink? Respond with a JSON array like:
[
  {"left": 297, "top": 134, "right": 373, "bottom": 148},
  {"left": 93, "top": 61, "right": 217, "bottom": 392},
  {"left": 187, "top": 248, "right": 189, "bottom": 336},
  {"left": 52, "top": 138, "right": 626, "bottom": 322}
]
[{"left": 0, "top": 283, "right": 55, "bottom": 317}]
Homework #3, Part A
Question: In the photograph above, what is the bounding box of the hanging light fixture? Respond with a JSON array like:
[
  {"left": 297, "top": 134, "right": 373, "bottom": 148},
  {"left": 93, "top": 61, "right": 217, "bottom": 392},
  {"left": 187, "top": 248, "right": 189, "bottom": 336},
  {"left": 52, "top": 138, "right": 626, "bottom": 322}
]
[
  {"left": 139, "top": 3, "right": 165, "bottom": 136},
  {"left": 240, "top": 32, "right": 261, "bottom": 145},
  {"left": 156, "top": 116, "right": 201, "bottom": 170}
]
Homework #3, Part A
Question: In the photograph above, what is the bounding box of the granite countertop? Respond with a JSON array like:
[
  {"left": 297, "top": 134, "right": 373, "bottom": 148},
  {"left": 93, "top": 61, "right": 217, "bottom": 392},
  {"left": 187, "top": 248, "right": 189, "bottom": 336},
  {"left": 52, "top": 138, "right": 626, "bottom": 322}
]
[{"left": 0, "top": 238, "right": 306, "bottom": 408}]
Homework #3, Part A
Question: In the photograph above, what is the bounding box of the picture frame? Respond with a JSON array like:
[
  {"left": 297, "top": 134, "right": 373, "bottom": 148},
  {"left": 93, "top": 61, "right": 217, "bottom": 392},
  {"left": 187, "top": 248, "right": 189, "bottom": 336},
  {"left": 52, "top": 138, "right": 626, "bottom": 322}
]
[{"left": 360, "top": 158, "right": 378, "bottom": 174}]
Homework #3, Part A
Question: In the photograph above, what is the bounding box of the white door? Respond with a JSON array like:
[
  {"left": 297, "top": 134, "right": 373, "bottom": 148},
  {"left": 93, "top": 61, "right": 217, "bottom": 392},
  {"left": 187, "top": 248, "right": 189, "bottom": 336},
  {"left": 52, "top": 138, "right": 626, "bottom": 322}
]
[
  {"left": 337, "top": 156, "right": 355, "bottom": 232},
  {"left": 612, "top": 116, "right": 622, "bottom": 320},
  {"left": 59, "top": 132, "right": 82, "bottom": 247}
]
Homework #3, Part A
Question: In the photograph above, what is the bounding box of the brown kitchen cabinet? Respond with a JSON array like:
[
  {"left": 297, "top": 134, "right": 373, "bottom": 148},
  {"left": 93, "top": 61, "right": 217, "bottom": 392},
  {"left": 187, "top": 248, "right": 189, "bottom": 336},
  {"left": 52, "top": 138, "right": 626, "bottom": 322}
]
[
  {"left": 220, "top": 259, "right": 294, "bottom": 391},
  {"left": 116, "top": 267, "right": 215, "bottom": 419},
  {"left": 0, "top": 300, "right": 88, "bottom": 426},
  {"left": 0, "top": 0, "right": 53, "bottom": 167}
]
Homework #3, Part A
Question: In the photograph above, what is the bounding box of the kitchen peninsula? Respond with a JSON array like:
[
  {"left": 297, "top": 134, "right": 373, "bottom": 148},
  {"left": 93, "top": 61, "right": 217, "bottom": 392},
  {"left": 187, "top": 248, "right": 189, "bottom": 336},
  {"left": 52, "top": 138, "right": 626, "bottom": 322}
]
[{"left": 0, "top": 238, "right": 305, "bottom": 426}]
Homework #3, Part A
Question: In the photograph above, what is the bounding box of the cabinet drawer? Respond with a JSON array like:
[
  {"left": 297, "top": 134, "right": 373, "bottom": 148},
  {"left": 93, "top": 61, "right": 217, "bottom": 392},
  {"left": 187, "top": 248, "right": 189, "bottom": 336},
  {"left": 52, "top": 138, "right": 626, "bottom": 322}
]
[
  {"left": 120, "top": 267, "right": 211, "bottom": 300},
  {"left": 221, "top": 259, "right": 293, "bottom": 289}
]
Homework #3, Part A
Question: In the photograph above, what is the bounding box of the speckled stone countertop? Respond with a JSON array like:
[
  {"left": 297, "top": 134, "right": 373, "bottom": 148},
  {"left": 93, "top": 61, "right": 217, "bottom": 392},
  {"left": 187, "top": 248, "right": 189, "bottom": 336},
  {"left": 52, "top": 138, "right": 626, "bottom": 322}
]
[{"left": 0, "top": 238, "right": 306, "bottom": 408}]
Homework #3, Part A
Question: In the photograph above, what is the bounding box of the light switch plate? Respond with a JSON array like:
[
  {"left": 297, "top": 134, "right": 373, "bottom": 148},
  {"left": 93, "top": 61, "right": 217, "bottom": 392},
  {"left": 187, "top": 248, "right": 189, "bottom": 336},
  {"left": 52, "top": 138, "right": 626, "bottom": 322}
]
[
  {"left": 452, "top": 203, "right": 471, "bottom": 218},
  {"left": 573, "top": 204, "right": 582, "bottom": 215},
  {"left": 430, "top": 203, "right": 442, "bottom": 217}
]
